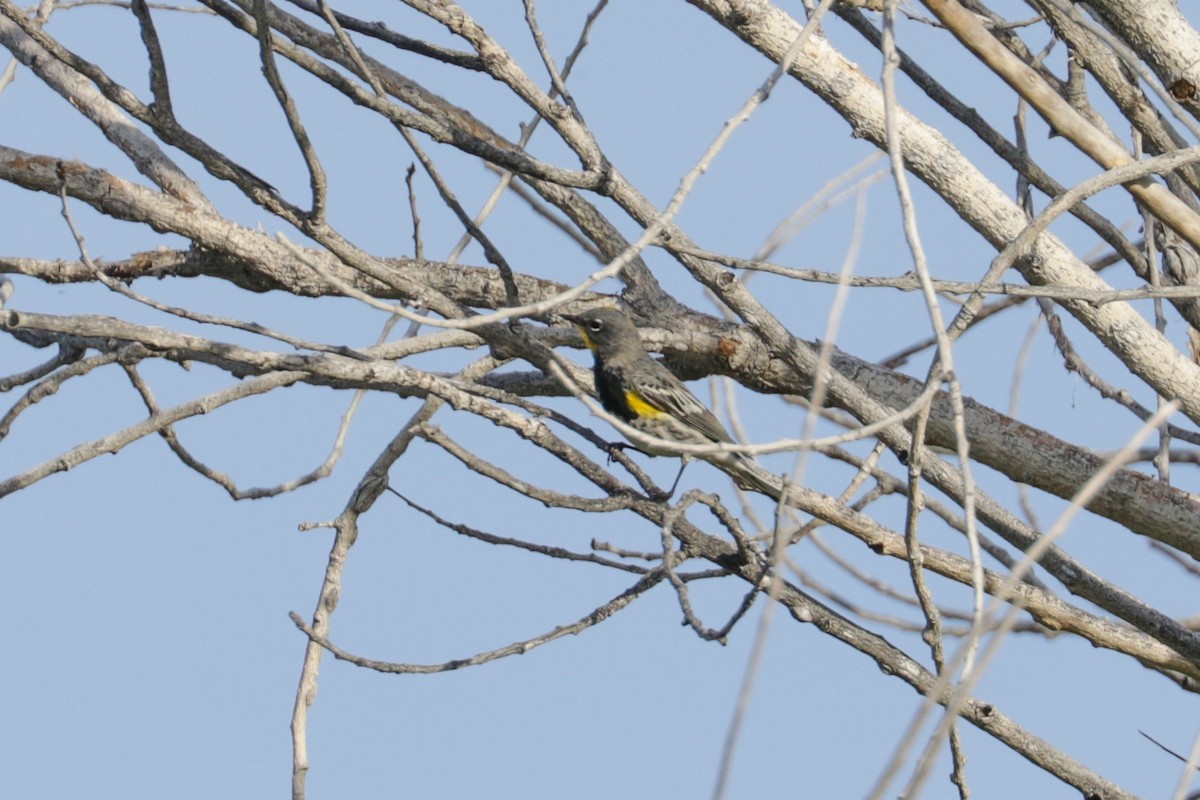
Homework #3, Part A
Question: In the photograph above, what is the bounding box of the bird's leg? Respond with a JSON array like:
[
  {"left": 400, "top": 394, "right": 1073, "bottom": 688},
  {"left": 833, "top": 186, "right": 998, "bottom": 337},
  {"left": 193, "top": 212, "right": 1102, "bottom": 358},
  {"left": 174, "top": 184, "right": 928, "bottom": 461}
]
[
  {"left": 662, "top": 457, "right": 690, "bottom": 499},
  {"left": 603, "top": 442, "right": 684, "bottom": 501},
  {"left": 603, "top": 440, "right": 654, "bottom": 463},
  {"left": 603, "top": 441, "right": 633, "bottom": 463}
]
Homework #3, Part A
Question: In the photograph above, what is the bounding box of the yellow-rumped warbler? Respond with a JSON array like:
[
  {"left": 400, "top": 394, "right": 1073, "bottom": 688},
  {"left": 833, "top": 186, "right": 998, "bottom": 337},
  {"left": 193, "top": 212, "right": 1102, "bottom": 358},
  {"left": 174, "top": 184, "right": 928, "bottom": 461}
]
[{"left": 564, "top": 307, "right": 779, "bottom": 498}]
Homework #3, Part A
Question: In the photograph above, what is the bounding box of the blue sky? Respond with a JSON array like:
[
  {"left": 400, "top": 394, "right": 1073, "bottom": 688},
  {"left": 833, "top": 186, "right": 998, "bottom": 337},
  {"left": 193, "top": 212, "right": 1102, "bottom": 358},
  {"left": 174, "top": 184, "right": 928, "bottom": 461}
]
[{"left": 2, "top": 1, "right": 1197, "bottom": 797}]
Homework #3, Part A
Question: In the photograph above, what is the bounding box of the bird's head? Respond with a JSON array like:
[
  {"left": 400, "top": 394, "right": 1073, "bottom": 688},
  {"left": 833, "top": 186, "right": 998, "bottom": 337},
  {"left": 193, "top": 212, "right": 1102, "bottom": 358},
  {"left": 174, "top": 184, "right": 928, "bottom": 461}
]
[{"left": 563, "top": 307, "right": 640, "bottom": 354}]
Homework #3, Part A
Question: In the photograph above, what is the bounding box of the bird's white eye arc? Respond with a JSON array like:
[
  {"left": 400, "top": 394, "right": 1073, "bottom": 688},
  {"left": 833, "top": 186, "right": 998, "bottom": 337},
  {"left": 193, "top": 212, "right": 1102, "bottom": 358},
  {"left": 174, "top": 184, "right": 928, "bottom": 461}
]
[{"left": 589, "top": 320, "right": 603, "bottom": 331}]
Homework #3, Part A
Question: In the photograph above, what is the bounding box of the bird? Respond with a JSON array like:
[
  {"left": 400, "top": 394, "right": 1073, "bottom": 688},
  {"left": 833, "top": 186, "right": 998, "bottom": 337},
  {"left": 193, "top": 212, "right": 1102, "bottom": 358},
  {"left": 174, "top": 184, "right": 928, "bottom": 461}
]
[{"left": 563, "top": 307, "right": 780, "bottom": 499}]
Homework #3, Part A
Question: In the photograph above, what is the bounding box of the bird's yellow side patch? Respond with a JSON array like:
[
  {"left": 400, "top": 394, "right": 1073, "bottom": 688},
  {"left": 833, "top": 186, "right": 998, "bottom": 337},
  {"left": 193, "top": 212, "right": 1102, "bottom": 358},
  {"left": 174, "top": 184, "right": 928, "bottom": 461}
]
[{"left": 624, "top": 390, "right": 665, "bottom": 419}]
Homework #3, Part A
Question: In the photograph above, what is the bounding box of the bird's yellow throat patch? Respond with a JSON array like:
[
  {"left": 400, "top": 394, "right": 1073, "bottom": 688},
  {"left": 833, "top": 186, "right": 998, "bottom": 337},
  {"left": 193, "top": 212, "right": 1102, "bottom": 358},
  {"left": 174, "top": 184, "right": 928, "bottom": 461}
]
[
  {"left": 576, "top": 326, "right": 597, "bottom": 352},
  {"left": 624, "top": 390, "right": 665, "bottom": 419}
]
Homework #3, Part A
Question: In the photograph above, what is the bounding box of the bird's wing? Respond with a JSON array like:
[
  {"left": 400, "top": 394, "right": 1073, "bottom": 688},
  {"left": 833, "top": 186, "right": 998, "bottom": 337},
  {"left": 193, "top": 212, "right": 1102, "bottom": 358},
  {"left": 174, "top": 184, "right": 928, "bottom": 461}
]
[{"left": 634, "top": 370, "right": 735, "bottom": 445}]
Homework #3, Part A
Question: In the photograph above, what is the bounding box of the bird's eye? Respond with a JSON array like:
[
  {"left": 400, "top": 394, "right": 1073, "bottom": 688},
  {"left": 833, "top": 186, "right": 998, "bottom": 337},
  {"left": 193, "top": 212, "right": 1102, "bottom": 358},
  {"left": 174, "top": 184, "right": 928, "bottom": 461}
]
[{"left": 589, "top": 320, "right": 603, "bottom": 331}]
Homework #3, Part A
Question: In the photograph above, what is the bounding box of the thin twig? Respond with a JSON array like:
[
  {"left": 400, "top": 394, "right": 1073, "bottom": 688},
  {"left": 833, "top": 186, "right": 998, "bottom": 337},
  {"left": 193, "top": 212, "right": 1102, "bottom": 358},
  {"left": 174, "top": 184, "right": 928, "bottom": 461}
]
[{"left": 289, "top": 569, "right": 666, "bottom": 674}]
